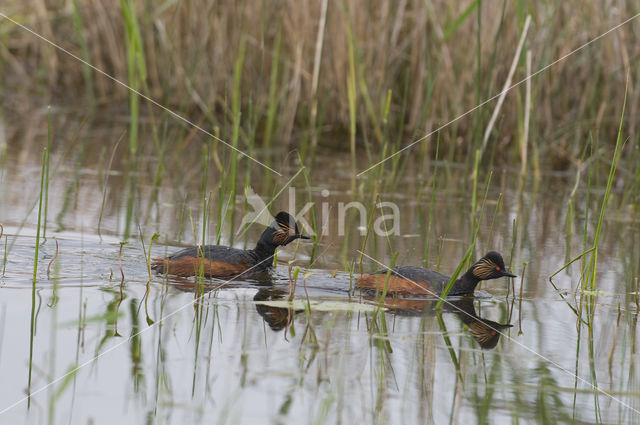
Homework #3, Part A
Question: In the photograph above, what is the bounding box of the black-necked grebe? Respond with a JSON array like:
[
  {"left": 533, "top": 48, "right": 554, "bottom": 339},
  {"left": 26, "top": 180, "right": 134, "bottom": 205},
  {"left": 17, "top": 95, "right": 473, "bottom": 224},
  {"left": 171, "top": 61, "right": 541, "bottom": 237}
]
[
  {"left": 356, "top": 251, "right": 515, "bottom": 296},
  {"left": 152, "top": 211, "right": 309, "bottom": 278}
]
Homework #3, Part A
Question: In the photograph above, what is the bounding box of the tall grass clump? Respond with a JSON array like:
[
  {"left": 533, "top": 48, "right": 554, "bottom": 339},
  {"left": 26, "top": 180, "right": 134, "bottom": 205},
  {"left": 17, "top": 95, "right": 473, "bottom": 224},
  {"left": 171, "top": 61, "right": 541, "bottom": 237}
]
[
  {"left": 120, "top": 0, "right": 146, "bottom": 156},
  {"left": 71, "top": 0, "right": 95, "bottom": 104},
  {"left": 4, "top": 1, "right": 637, "bottom": 174},
  {"left": 226, "top": 38, "right": 247, "bottom": 245},
  {"left": 583, "top": 75, "right": 628, "bottom": 291}
]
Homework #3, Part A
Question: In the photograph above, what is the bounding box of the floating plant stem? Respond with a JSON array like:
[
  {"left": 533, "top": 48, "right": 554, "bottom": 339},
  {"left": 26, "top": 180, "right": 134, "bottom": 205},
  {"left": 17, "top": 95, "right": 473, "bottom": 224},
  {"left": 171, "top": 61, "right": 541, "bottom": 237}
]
[
  {"left": 118, "top": 241, "right": 127, "bottom": 285},
  {"left": 518, "top": 262, "right": 526, "bottom": 335},
  {"left": 47, "top": 237, "right": 58, "bottom": 279},
  {"left": 145, "top": 233, "right": 160, "bottom": 281},
  {"left": 287, "top": 265, "right": 300, "bottom": 301},
  {"left": 548, "top": 247, "right": 596, "bottom": 281},
  {"left": 123, "top": 167, "right": 137, "bottom": 240}
]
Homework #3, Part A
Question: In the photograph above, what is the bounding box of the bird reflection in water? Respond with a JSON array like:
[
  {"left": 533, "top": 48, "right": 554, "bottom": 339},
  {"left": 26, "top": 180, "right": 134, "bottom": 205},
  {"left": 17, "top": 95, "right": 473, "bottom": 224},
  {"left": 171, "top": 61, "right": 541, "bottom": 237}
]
[
  {"left": 163, "top": 279, "right": 511, "bottom": 349},
  {"left": 253, "top": 288, "right": 299, "bottom": 331},
  {"left": 254, "top": 290, "right": 512, "bottom": 350},
  {"left": 168, "top": 284, "right": 300, "bottom": 333},
  {"left": 377, "top": 296, "right": 512, "bottom": 350},
  {"left": 451, "top": 300, "right": 512, "bottom": 349}
]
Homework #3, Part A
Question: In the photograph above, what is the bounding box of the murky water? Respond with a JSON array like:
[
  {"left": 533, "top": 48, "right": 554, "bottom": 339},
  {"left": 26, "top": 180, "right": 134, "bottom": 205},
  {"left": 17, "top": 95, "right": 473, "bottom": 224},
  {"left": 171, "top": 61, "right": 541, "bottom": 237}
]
[{"left": 1, "top": 118, "right": 640, "bottom": 425}]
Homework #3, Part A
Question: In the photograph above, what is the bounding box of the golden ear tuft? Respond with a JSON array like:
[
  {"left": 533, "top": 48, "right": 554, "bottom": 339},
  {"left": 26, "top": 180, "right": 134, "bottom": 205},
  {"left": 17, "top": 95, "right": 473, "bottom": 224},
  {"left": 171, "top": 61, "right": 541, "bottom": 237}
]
[{"left": 272, "top": 229, "right": 289, "bottom": 245}]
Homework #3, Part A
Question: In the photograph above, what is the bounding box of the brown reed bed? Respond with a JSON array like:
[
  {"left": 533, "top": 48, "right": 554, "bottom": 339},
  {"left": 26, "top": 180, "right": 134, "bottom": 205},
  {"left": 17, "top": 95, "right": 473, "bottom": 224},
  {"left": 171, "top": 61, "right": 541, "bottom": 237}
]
[{"left": 1, "top": 0, "right": 638, "bottom": 174}]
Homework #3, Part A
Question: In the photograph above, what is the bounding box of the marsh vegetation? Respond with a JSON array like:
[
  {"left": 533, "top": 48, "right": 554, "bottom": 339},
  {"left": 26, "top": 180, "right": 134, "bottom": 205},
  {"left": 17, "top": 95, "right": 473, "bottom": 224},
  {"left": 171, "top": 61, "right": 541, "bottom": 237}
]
[{"left": 1, "top": 1, "right": 640, "bottom": 424}]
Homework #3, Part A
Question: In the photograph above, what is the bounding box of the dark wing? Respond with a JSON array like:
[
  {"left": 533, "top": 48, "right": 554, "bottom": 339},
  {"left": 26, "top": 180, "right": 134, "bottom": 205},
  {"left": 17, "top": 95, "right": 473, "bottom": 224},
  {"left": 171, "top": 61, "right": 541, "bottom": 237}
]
[
  {"left": 151, "top": 244, "right": 261, "bottom": 277},
  {"left": 373, "top": 266, "right": 450, "bottom": 290},
  {"left": 167, "top": 245, "right": 253, "bottom": 264}
]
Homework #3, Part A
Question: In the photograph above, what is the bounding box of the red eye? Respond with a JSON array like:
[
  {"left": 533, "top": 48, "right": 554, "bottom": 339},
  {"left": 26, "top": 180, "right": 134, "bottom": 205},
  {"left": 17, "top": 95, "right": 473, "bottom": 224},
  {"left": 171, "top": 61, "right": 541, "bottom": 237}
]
[
  {"left": 495, "top": 266, "right": 501, "bottom": 271},
  {"left": 290, "top": 229, "right": 295, "bottom": 235}
]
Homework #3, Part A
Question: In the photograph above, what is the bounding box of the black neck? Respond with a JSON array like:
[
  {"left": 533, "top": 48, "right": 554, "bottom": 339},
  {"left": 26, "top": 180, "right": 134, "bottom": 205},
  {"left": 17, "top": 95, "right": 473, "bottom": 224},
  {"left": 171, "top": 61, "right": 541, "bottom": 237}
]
[
  {"left": 252, "top": 239, "right": 277, "bottom": 264},
  {"left": 450, "top": 270, "right": 481, "bottom": 295}
]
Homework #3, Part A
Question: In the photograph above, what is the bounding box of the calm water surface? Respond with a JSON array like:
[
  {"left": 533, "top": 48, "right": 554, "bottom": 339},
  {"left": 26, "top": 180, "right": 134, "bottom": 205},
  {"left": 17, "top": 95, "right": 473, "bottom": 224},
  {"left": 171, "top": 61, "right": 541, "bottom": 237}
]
[{"left": 1, "top": 121, "right": 639, "bottom": 424}]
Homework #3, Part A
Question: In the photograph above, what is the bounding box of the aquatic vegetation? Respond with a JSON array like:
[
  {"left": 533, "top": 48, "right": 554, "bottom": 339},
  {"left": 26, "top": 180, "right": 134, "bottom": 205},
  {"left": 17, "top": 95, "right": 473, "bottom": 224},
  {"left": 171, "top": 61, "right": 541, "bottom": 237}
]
[{"left": 0, "top": 1, "right": 639, "bottom": 424}]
